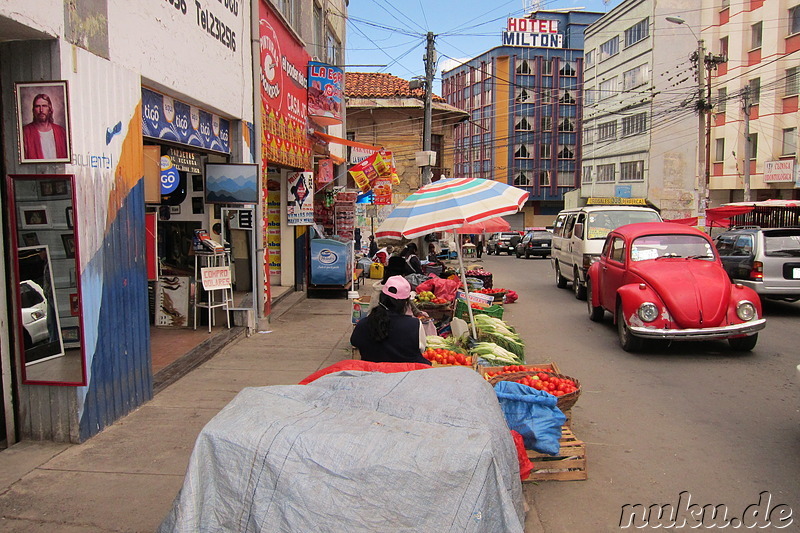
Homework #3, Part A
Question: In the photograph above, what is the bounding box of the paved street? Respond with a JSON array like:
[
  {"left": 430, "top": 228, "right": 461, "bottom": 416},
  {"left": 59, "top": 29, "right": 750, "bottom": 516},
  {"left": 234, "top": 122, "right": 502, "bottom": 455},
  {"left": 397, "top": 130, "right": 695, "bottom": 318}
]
[{"left": 477, "top": 253, "right": 800, "bottom": 531}]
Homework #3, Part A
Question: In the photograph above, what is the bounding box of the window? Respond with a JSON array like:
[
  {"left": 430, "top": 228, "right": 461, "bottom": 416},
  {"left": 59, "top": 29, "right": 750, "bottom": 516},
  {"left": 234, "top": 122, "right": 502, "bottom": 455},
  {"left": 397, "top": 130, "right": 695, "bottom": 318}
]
[
  {"left": 541, "top": 59, "right": 553, "bottom": 76},
  {"left": 597, "top": 163, "right": 615, "bottom": 182},
  {"left": 557, "top": 171, "right": 574, "bottom": 186},
  {"left": 514, "top": 171, "right": 531, "bottom": 186},
  {"left": 719, "top": 36, "right": 728, "bottom": 58},
  {"left": 599, "top": 37, "right": 619, "bottom": 61},
  {"left": 584, "top": 127, "right": 594, "bottom": 144},
  {"left": 715, "top": 138, "right": 725, "bottom": 162},
  {"left": 540, "top": 171, "right": 551, "bottom": 187},
  {"left": 582, "top": 166, "right": 593, "bottom": 183},
  {"left": 610, "top": 238, "right": 625, "bottom": 263},
  {"left": 623, "top": 64, "right": 649, "bottom": 90},
  {"left": 782, "top": 128, "right": 797, "bottom": 155},
  {"left": 326, "top": 30, "right": 341, "bottom": 65},
  {"left": 540, "top": 88, "right": 552, "bottom": 104},
  {"left": 787, "top": 67, "right": 799, "bottom": 96},
  {"left": 560, "top": 61, "right": 577, "bottom": 76},
  {"left": 515, "top": 116, "right": 533, "bottom": 131},
  {"left": 559, "top": 90, "right": 576, "bottom": 104},
  {"left": 585, "top": 50, "right": 595, "bottom": 68},
  {"left": 313, "top": 4, "right": 324, "bottom": 60},
  {"left": 277, "top": 0, "right": 298, "bottom": 27},
  {"left": 717, "top": 87, "right": 727, "bottom": 113},
  {"left": 558, "top": 118, "right": 575, "bottom": 132},
  {"left": 514, "top": 144, "right": 533, "bottom": 158},
  {"left": 792, "top": 5, "right": 800, "bottom": 35},
  {"left": 541, "top": 116, "right": 552, "bottom": 131},
  {"left": 749, "top": 132, "right": 758, "bottom": 159},
  {"left": 748, "top": 78, "right": 760, "bottom": 104},
  {"left": 620, "top": 160, "right": 644, "bottom": 181},
  {"left": 516, "top": 59, "right": 532, "bottom": 74},
  {"left": 621, "top": 113, "right": 647, "bottom": 137},
  {"left": 599, "top": 78, "right": 616, "bottom": 100},
  {"left": 558, "top": 145, "right": 575, "bottom": 159},
  {"left": 598, "top": 120, "right": 617, "bottom": 141},
  {"left": 751, "top": 22, "right": 762, "bottom": 49},
  {"left": 585, "top": 87, "right": 595, "bottom": 106},
  {"left": 721, "top": 0, "right": 730, "bottom": 7},
  {"left": 540, "top": 143, "right": 551, "bottom": 159},
  {"left": 516, "top": 88, "right": 534, "bottom": 103},
  {"left": 625, "top": 18, "right": 649, "bottom": 47}
]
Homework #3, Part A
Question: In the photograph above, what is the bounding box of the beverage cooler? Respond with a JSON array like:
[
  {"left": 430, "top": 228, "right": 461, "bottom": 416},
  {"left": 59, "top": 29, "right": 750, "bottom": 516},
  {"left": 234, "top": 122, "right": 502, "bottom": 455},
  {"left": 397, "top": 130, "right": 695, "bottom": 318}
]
[{"left": 310, "top": 237, "right": 352, "bottom": 287}]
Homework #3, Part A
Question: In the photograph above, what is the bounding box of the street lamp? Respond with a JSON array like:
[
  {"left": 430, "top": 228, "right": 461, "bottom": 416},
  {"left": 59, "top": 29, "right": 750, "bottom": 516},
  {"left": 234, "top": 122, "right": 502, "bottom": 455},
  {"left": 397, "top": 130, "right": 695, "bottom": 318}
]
[{"left": 667, "top": 16, "right": 707, "bottom": 216}]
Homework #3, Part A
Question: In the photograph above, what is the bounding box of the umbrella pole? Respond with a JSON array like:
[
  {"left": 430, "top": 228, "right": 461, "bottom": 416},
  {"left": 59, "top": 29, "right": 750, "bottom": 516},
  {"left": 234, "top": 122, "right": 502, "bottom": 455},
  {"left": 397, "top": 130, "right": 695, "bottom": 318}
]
[{"left": 455, "top": 231, "right": 478, "bottom": 339}]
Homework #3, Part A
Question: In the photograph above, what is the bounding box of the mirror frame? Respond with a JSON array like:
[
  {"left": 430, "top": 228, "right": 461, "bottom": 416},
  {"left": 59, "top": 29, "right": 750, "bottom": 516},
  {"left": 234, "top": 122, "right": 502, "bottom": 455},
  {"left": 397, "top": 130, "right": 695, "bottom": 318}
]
[{"left": 7, "top": 174, "right": 87, "bottom": 386}]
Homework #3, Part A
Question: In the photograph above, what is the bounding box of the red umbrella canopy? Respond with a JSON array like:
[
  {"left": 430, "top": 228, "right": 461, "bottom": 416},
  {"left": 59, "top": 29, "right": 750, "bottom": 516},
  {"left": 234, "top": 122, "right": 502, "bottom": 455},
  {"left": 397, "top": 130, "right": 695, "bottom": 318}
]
[{"left": 453, "top": 216, "right": 511, "bottom": 234}]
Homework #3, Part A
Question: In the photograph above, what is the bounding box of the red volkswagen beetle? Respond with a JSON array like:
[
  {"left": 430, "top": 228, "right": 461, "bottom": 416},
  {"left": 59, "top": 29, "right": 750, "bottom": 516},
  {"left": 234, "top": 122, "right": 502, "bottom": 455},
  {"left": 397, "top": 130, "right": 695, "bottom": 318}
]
[{"left": 586, "top": 222, "right": 766, "bottom": 352}]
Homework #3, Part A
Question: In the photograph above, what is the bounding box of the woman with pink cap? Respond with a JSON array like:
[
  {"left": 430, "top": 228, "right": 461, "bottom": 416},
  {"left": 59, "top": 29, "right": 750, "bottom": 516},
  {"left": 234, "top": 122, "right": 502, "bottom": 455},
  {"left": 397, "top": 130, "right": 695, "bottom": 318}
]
[{"left": 350, "top": 275, "right": 430, "bottom": 365}]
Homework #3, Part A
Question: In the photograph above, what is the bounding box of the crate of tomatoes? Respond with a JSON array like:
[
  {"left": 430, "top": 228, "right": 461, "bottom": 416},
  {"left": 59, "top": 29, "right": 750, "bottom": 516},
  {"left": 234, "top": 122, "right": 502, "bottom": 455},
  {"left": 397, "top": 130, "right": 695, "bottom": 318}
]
[
  {"left": 488, "top": 370, "right": 581, "bottom": 411},
  {"left": 422, "top": 347, "right": 473, "bottom": 367}
]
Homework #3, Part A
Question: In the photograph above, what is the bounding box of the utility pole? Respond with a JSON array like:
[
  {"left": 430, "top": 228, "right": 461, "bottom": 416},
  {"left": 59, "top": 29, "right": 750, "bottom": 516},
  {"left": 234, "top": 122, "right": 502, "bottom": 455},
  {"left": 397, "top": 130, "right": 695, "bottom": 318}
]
[
  {"left": 742, "top": 86, "right": 752, "bottom": 202},
  {"left": 421, "top": 31, "right": 436, "bottom": 186},
  {"left": 695, "top": 39, "right": 706, "bottom": 216}
]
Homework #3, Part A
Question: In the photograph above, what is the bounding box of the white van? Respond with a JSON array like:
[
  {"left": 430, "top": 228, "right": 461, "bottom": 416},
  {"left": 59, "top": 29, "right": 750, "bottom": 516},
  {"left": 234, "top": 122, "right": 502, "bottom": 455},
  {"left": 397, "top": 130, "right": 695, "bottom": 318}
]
[{"left": 551, "top": 205, "right": 662, "bottom": 299}]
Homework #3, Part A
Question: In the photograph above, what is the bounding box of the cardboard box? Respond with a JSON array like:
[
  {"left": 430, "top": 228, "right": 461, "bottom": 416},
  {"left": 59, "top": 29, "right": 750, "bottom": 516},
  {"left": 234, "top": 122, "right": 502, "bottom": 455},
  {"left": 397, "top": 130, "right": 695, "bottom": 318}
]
[{"left": 352, "top": 295, "right": 371, "bottom": 324}]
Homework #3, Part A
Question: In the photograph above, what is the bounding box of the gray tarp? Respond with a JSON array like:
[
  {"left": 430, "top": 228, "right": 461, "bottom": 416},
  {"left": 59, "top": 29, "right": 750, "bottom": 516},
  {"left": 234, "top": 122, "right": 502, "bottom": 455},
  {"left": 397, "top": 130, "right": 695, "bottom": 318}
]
[{"left": 158, "top": 366, "right": 524, "bottom": 533}]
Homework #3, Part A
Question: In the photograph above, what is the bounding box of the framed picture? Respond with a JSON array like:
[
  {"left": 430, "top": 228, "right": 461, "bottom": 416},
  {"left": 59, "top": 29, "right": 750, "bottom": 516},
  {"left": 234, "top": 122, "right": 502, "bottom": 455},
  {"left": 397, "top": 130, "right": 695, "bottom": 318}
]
[
  {"left": 205, "top": 163, "right": 258, "bottom": 204},
  {"left": 15, "top": 81, "right": 72, "bottom": 164},
  {"left": 40, "top": 179, "right": 70, "bottom": 198},
  {"left": 192, "top": 174, "right": 204, "bottom": 192},
  {"left": 169, "top": 205, "right": 181, "bottom": 215},
  {"left": 22, "top": 232, "right": 39, "bottom": 246},
  {"left": 61, "top": 325, "right": 81, "bottom": 348},
  {"left": 20, "top": 205, "right": 50, "bottom": 228},
  {"left": 61, "top": 233, "right": 76, "bottom": 258},
  {"left": 70, "top": 293, "right": 80, "bottom": 316},
  {"left": 192, "top": 196, "right": 204, "bottom": 214},
  {"left": 65, "top": 206, "right": 74, "bottom": 229}
]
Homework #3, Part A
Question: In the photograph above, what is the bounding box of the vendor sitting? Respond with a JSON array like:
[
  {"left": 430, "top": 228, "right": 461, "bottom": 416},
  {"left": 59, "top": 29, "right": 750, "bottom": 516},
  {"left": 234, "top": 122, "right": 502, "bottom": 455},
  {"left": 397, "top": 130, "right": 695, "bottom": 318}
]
[{"left": 351, "top": 276, "right": 431, "bottom": 366}]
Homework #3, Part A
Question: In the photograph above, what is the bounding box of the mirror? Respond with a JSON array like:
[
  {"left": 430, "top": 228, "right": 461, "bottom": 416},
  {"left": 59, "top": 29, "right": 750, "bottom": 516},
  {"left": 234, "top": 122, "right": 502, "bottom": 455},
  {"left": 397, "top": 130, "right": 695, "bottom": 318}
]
[{"left": 8, "top": 174, "right": 86, "bottom": 385}]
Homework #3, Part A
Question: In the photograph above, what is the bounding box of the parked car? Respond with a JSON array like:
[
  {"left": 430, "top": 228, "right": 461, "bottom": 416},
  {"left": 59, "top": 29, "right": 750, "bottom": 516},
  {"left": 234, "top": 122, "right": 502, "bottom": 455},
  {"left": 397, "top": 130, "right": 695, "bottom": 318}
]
[
  {"left": 515, "top": 230, "right": 552, "bottom": 258},
  {"left": 487, "top": 232, "right": 521, "bottom": 255},
  {"left": 19, "top": 280, "right": 49, "bottom": 348},
  {"left": 714, "top": 226, "right": 800, "bottom": 302},
  {"left": 586, "top": 222, "right": 766, "bottom": 352},
  {"left": 551, "top": 205, "right": 662, "bottom": 300}
]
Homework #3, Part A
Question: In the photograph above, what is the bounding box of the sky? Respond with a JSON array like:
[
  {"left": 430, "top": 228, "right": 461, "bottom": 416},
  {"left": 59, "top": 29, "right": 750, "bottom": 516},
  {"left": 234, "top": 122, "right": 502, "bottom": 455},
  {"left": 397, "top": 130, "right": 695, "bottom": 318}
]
[{"left": 344, "top": 0, "right": 623, "bottom": 91}]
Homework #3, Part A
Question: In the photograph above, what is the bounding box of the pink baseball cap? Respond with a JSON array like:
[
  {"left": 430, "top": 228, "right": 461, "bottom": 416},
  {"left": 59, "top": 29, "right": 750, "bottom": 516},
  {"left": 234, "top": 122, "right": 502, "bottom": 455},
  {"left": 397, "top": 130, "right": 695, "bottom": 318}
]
[{"left": 381, "top": 275, "right": 411, "bottom": 300}]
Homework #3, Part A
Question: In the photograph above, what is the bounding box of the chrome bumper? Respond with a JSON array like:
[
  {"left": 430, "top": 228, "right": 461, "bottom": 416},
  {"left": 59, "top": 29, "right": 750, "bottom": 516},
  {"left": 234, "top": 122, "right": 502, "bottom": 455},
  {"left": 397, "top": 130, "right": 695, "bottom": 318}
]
[{"left": 629, "top": 318, "right": 766, "bottom": 341}]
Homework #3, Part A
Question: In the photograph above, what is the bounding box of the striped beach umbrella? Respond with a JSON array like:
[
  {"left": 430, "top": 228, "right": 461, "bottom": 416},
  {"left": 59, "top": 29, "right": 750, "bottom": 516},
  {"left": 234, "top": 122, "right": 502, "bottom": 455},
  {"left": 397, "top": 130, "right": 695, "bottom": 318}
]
[{"left": 374, "top": 178, "right": 529, "bottom": 239}]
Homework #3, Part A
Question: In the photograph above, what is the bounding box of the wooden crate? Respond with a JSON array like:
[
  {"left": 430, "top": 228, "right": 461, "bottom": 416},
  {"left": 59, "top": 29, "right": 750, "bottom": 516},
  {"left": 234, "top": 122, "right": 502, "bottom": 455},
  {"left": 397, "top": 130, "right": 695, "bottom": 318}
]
[{"left": 524, "top": 426, "right": 586, "bottom": 482}]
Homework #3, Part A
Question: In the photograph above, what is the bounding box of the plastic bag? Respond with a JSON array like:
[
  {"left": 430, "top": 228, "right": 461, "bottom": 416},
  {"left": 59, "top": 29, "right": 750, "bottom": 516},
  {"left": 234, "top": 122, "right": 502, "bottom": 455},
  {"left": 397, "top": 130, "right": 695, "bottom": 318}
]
[
  {"left": 493, "top": 381, "right": 566, "bottom": 455},
  {"left": 416, "top": 276, "right": 460, "bottom": 301},
  {"left": 404, "top": 273, "right": 429, "bottom": 290}
]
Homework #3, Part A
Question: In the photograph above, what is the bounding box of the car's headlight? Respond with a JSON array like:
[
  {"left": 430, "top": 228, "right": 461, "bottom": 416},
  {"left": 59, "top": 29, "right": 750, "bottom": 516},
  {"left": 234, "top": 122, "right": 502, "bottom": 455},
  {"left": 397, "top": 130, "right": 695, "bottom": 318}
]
[
  {"left": 736, "top": 300, "right": 757, "bottom": 321},
  {"left": 637, "top": 302, "right": 658, "bottom": 322}
]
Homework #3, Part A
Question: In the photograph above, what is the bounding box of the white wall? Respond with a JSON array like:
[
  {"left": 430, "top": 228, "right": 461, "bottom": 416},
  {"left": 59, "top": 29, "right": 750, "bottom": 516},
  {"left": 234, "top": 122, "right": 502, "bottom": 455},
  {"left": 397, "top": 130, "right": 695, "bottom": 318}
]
[
  {"left": 0, "top": 1, "right": 63, "bottom": 38},
  {"left": 108, "top": 0, "right": 253, "bottom": 122}
]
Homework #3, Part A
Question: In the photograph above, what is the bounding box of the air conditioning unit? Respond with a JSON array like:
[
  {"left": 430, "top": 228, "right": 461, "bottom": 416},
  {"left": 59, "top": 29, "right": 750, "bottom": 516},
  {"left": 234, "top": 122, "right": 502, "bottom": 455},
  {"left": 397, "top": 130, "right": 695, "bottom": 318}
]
[{"left": 415, "top": 151, "right": 436, "bottom": 167}]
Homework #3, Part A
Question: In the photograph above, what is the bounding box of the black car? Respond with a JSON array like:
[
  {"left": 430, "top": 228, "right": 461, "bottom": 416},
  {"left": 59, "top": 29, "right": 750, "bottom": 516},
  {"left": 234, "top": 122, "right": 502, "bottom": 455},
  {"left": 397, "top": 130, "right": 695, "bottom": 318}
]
[
  {"left": 515, "top": 230, "right": 552, "bottom": 259},
  {"left": 487, "top": 232, "right": 521, "bottom": 255}
]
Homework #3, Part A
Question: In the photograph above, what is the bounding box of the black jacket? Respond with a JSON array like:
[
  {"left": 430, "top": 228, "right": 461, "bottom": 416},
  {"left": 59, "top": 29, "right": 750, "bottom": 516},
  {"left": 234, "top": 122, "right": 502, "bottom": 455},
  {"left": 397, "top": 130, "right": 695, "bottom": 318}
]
[{"left": 350, "top": 311, "right": 430, "bottom": 365}]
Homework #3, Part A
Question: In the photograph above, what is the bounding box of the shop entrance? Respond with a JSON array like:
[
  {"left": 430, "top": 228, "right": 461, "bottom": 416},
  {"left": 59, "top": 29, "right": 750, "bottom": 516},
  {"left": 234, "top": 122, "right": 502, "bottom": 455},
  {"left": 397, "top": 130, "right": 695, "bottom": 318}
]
[{"left": 221, "top": 207, "right": 257, "bottom": 314}]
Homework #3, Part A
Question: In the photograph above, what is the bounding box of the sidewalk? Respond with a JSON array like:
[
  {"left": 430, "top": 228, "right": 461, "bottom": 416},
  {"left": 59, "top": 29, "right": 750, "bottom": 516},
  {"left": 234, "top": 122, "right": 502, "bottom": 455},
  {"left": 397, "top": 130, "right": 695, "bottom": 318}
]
[
  {"left": 0, "top": 290, "right": 545, "bottom": 533},
  {"left": 0, "top": 293, "right": 355, "bottom": 532}
]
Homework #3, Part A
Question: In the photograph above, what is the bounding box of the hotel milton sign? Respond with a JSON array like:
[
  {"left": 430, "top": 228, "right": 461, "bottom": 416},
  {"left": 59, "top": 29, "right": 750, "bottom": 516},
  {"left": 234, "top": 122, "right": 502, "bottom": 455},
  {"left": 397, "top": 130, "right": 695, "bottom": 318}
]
[{"left": 502, "top": 17, "right": 563, "bottom": 48}]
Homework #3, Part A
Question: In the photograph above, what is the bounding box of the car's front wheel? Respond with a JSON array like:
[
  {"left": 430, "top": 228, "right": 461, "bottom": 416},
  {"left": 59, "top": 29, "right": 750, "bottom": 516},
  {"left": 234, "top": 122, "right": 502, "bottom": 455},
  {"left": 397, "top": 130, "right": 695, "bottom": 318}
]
[
  {"left": 555, "top": 262, "right": 567, "bottom": 289},
  {"left": 617, "top": 303, "right": 644, "bottom": 352},
  {"left": 729, "top": 334, "right": 758, "bottom": 351},
  {"left": 573, "top": 267, "right": 587, "bottom": 300},
  {"left": 587, "top": 279, "right": 604, "bottom": 322}
]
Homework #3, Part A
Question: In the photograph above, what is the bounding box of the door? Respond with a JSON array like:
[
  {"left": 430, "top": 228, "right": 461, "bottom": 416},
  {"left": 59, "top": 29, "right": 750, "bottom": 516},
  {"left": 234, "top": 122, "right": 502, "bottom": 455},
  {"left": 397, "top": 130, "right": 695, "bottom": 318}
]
[{"left": 600, "top": 236, "right": 627, "bottom": 309}]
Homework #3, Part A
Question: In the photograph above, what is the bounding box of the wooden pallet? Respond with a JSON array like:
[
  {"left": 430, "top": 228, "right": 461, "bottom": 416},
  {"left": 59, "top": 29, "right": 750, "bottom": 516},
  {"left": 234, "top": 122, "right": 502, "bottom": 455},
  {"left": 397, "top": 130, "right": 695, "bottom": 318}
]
[{"left": 525, "top": 426, "right": 587, "bottom": 482}]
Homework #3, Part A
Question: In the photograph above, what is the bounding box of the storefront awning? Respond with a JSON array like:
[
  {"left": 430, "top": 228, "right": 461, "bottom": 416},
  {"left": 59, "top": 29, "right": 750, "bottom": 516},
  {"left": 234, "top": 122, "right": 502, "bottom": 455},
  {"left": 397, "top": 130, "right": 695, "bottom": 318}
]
[{"left": 313, "top": 131, "right": 382, "bottom": 152}]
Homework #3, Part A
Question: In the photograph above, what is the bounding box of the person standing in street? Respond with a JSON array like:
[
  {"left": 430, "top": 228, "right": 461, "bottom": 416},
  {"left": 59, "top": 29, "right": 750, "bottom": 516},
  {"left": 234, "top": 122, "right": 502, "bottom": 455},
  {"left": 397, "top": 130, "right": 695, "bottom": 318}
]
[
  {"left": 476, "top": 236, "right": 484, "bottom": 258},
  {"left": 22, "top": 93, "right": 68, "bottom": 161},
  {"left": 368, "top": 235, "right": 378, "bottom": 258}
]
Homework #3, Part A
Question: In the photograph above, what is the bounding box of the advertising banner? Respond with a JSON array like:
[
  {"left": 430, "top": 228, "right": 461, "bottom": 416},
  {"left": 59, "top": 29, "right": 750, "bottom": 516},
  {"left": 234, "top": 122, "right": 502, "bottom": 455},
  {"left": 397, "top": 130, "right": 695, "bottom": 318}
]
[
  {"left": 308, "top": 61, "right": 343, "bottom": 126},
  {"left": 142, "top": 88, "right": 230, "bottom": 153},
  {"left": 287, "top": 171, "right": 314, "bottom": 225},
  {"left": 201, "top": 267, "right": 232, "bottom": 290},
  {"left": 316, "top": 158, "right": 334, "bottom": 187},
  {"left": 259, "top": 1, "right": 311, "bottom": 168},
  {"left": 764, "top": 160, "right": 795, "bottom": 183},
  {"left": 349, "top": 151, "right": 390, "bottom": 192},
  {"left": 310, "top": 238, "right": 350, "bottom": 285}
]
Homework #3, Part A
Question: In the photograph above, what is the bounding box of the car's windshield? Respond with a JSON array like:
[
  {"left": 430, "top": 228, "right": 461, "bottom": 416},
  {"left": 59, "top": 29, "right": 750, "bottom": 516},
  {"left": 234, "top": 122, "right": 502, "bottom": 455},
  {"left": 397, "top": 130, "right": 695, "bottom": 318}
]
[
  {"left": 630, "top": 234, "right": 716, "bottom": 261},
  {"left": 586, "top": 210, "right": 661, "bottom": 240},
  {"left": 764, "top": 230, "right": 800, "bottom": 257}
]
